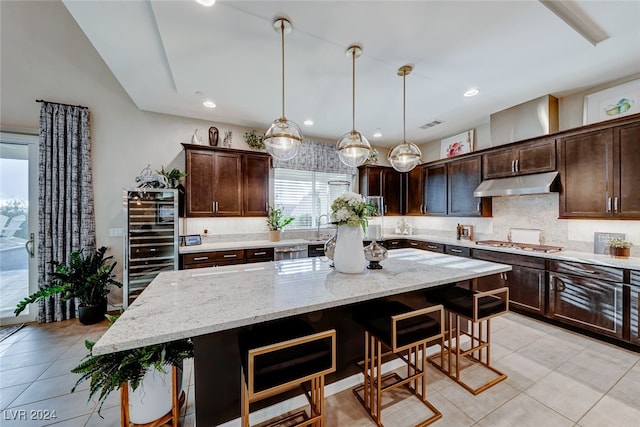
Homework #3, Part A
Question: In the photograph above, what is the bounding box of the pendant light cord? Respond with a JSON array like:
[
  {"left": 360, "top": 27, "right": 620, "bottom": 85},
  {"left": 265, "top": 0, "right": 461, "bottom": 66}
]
[
  {"left": 280, "top": 20, "right": 285, "bottom": 119},
  {"left": 403, "top": 71, "right": 407, "bottom": 144},
  {"left": 352, "top": 49, "right": 356, "bottom": 131}
]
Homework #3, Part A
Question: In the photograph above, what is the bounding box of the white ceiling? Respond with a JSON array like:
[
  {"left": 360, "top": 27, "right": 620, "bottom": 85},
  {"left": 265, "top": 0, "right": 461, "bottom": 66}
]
[{"left": 63, "top": 0, "right": 640, "bottom": 148}]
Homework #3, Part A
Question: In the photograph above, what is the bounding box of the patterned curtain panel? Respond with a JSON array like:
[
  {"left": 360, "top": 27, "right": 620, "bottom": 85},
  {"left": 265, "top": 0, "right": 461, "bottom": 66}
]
[
  {"left": 38, "top": 102, "right": 96, "bottom": 323},
  {"left": 272, "top": 139, "right": 357, "bottom": 175}
]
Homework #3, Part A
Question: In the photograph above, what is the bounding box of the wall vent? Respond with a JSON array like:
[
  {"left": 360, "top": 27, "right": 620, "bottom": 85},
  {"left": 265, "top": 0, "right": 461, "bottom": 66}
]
[{"left": 419, "top": 120, "right": 444, "bottom": 129}]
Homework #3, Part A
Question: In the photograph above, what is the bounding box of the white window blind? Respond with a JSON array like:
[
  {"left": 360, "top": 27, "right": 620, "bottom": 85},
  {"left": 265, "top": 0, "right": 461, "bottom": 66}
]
[{"left": 274, "top": 169, "right": 353, "bottom": 229}]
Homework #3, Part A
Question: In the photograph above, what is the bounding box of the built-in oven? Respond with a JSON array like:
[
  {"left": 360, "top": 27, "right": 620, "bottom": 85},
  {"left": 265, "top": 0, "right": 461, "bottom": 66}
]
[{"left": 274, "top": 245, "right": 308, "bottom": 260}]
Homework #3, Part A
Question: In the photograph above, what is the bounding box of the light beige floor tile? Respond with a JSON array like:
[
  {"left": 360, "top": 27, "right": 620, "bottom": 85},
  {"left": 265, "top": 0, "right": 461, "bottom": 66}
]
[
  {"left": 182, "top": 412, "right": 196, "bottom": 427},
  {"left": 504, "top": 313, "right": 559, "bottom": 334},
  {"left": 0, "top": 349, "right": 64, "bottom": 372},
  {"left": 2, "top": 388, "right": 95, "bottom": 427},
  {"left": 38, "top": 355, "right": 84, "bottom": 380},
  {"left": 607, "top": 362, "right": 640, "bottom": 408},
  {"left": 324, "top": 388, "right": 375, "bottom": 426},
  {"left": 1, "top": 361, "right": 53, "bottom": 388},
  {"left": 477, "top": 393, "right": 573, "bottom": 427},
  {"left": 45, "top": 414, "right": 91, "bottom": 426},
  {"left": 9, "top": 374, "right": 88, "bottom": 408},
  {"left": 1, "top": 343, "right": 71, "bottom": 361},
  {"left": 556, "top": 347, "right": 632, "bottom": 393},
  {"left": 84, "top": 404, "right": 121, "bottom": 427},
  {"left": 428, "top": 391, "right": 475, "bottom": 426},
  {"left": 0, "top": 383, "right": 29, "bottom": 410},
  {"left": 183, "top": 384, "right": 195, "bottom": 416},
  {"left": 493, "top": 351, "right": 552, "bottom": 391},
  {"left": 584, "top": 340, "right": 640, "bottom": 366},
  {"left": 487, "top": 341, "right": 513, "bottom": 362},
  {"left": 491, "top": 324, "right": 546, "bottom": 352},
  {"left": 550, "top": 327, "right": 597, "bottom": 349},
  {"left": 579, "top": 395, "right": 640, "bottom": 427},
  {"left": 525, "top": 371, "right": 603, "bottom": 422},
  {"left": 439, "top": 379, "right": 519, "bottom": 421},
  {"left": 517, "top": 334, "right": 585, "bottom": 370}
]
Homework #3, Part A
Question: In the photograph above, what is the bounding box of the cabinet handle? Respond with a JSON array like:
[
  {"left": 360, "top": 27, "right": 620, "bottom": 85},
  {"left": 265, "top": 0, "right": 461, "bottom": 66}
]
[
  {"left": 212, "top": 202, "right": 216, "bottom": 212},
  {"left": 477, "top": 201, "right": 481, "bottom": 213},
  {"left": 410, "top": 242, "right": 418, "bottom": 246},
  {"left": 500, "top": 272, "right": 508, "bottom": 281},
  {"left": 253, "top": 251, "right": 266, "bottom": 256},
  {"left": 427, "top": 245, "right": 438, "bottom": 249},
  {"left": 193, "top": 256, "right": 209, "bottom": 261},
  {"left": 515, "top": 159, "right": 520, "bottom": 173},
  {"left": 606, "top": 197, "right": 612, "bottom": 213},
  {"left": 614, "top": 197, "right": 619, "bottom": 213},
  {"left": 223, "top": 254, "right": 237, "bottom": 258},
  {"left": 315, "top": 248, "right": 324, "bottom": 252},
  {"left": 450, "top": 248, "right": 463, "bottom": 253},
  {"left": 384, "top": 205, "right": 388, "bottom": 214},
  {"left": 511, "top": 159, "right": 515, "bottom": 173}
]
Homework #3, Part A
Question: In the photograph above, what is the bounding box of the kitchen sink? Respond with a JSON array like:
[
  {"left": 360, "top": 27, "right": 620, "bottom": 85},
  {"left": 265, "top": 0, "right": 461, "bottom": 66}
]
[{"left": 305, "top": 237, "right": 329, "bottom": 242}]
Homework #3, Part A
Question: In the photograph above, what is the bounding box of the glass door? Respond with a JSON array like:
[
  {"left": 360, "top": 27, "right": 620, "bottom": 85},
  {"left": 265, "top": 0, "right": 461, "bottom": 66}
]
[{"left": 0, "top": 133, "right": 38, "bottom": 325}]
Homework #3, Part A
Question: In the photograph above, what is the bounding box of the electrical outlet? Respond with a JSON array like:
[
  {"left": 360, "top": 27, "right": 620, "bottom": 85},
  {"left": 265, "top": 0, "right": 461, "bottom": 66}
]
[{"left": 109, "top": 228, "right": 124, "bottom": 237}]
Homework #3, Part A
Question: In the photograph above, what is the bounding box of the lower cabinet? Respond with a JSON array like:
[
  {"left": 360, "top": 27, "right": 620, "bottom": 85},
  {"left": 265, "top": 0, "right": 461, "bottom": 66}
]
[
  {"left": 548, "top": 261, "right": 624, "bottom": 340},
  {"left": 181, "top": 250, "right": 246, "bottom": 269},
  {"left": 473, "top": 249, "right": 546, "bottom": 315},
  {"left": 629, "top": 271, "right": 640, "bottom": 345},
  {"left": 307, "top": 244, "right": 326, "bottom": 257}
]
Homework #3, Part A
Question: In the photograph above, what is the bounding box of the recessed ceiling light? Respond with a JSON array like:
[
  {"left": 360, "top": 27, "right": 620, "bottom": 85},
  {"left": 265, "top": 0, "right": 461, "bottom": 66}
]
[
  {"left": 203, "top": 100, "right": 216, "bottom": 108},
  {"left": 373, "top": 132, "right": 382, "bottom": 138},
  {"left": 195, "top": 0, "right": 216, "bottom": 6},
  {"left": 464, "top": 88, "right": 479, "bottom": 97},
  {"left": 303, "top": 120, "right": 314, "bottom": 126}
]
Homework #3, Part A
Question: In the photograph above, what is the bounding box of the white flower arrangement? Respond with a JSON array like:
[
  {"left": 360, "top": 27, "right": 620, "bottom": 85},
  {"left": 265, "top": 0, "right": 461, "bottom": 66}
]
[{"left": 330, "top": 191, "right": 375, "bottom": 232}]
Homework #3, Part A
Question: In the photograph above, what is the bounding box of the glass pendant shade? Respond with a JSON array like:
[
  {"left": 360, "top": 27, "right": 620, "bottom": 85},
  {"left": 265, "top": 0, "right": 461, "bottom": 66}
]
[
  {"left": 388, "top": 141, "right": 422, "bottom": 172},
  {"left": 266, "top": 18, "right": 302, "bottom": 161},
  {"left": 337, "top": 130, "right": 371, "bottom": 167},
  {"left": 337, "top": 45, "right": 370, "bottom": 167},
  {"left": 264, "top": 117, "right": 303, "bottom": 161},
  {"left": 389, "top": 65, "right": 421, "bottom": 172}
]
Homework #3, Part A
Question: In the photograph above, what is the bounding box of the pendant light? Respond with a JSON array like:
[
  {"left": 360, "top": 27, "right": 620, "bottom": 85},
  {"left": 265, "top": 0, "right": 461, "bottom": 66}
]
[
  {"left": 264, "top": 18, "right": 302, "bottom": 161},
  {"left": 336, "top": 45, "right": 371, "bottom": 167},
  {"left": 388, "top": 65, "right": 422, "bottom": 172}
]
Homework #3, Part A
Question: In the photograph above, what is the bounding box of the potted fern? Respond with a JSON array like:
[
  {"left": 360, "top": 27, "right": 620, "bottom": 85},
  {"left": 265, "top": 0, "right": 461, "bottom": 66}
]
[
  {"left": 71, "top": 312, "right": 194, "bottom": 422},
  {"left": 14, "top": 246, "right": 121, "bottom": 325},
  {"left": 266, "top": 205, "right": 294, "bottom": 242}
]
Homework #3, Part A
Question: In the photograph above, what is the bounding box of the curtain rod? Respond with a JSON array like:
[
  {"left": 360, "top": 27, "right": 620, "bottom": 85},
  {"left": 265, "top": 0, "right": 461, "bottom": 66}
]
[{"left": 35, "top": 99, "right": 88, "bottom": 109}]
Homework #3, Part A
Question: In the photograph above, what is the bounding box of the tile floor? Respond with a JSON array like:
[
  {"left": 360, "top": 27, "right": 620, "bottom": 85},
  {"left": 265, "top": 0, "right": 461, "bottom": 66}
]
[{"left": 1, "top": 312, "right": 639, "bottom": 426}]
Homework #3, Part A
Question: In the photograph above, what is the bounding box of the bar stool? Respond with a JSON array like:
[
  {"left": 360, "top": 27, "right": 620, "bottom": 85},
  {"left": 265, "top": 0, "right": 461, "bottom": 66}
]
[
  {"left": 237, "top": 318, "right": 336, "bottom": 427},
  {"left": 425, "top": 285, "right": 509, "bottom": 395},
  {"left": 352, "top": 300, "right": 445, "bottom": 427}
]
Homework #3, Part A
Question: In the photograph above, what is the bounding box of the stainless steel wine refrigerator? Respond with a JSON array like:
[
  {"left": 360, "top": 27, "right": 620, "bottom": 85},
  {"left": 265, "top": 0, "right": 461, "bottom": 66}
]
[{"left": 123, "top": 188, "right": 179, "bottom": 307}]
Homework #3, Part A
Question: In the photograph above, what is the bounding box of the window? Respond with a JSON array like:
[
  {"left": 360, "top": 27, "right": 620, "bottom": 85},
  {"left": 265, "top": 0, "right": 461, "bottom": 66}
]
[{"left": 274, "top": 169, "right": 353, "bottom": 229}]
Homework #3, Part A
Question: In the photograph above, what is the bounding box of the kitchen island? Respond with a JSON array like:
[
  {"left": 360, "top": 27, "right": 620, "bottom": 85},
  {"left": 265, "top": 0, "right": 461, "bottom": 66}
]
[{"left": 93, "top": 248, "right": 511, "bottom": 425}]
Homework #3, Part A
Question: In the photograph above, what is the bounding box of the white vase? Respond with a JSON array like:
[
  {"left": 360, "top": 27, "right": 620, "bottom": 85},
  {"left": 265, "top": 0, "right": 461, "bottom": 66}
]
[
  {"left": 333, "top": 224, "right": 365, "bottom": 274},
  {"left": 128, "top": 366, "right": 182, "bottom": 424}
]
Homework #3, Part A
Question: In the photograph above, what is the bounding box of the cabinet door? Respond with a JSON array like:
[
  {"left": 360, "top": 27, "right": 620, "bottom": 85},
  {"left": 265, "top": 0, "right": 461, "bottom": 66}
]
[
  {"left": 517, "top": 137, "right": 556, "bottom": 175},
  {"left": 630, "top": 272, "right": 640, "bottom": 345},
  {"left": 548, "top": 273, "right": 623, "bottom": 339},
  {"left": 508, "top": 266, "right": 545, "bottom": 314},
  {"left": 424, "top": 164, "right": 447, "bottom": 215},
  {"left": 213, "top": 152, "right": 243, "bottom": 216},
  {"left": 482, "top": 148, "right": 516, "bottom": 179},
  {"left": 383, "top": 168, "right": 402, "bottom": 215},
  {"left": 448, "top": 156, "right": 484, "bottom": 216},
  {"left": 405, "top": 166, "right": 424, "bottom": 215},
  {"left": 614, "top": 122, "right": 640, "bottom": 218},
  {"left": 186, "top": 150, "right": 215, "bottom": 216},
  {"left": 358, "top": 166, "right": 383, "bottom": 196},
  {"left": 243, "top": 154, "right": 270, "bottom": 216},
  {"left": 558, "top": 129, "right": 613, "bottom": 218}
]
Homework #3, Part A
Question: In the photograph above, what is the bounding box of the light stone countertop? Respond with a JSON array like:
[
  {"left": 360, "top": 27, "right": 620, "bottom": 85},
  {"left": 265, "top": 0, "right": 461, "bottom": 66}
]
[
  {"left": 93, "top": 248, "right": 511, "bottom": 355},
  {"left": 179, "top": 238, "right": 315, "bottom": 254}
]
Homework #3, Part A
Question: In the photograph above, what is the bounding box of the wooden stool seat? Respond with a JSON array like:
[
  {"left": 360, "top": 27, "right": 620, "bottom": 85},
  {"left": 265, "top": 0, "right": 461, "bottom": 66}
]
[
  {"left": 238, "top": 318, "right": 336, "bottom": 427},
  {"left": 425, "top": 285, "right": 509, "bottom": 395},
  {"left": 352, "top": 300, "right": 444, "bottom": 427}
]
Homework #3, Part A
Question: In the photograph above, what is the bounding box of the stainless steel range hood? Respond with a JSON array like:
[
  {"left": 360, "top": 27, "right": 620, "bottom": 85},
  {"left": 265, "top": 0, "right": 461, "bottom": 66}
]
[{"left": 474, "top": 171, "right": 559, "bottom": 197}]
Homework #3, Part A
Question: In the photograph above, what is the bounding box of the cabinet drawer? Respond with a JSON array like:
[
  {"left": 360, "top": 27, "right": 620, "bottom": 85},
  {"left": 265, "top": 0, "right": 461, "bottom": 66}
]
[
  {"left": 446, "top": 245, "right": 471, "bottom": 257},
  {"left": 246, "top": 248, "right": 274, "bottom": 262},
  {"left": 548, "top": 260, "right": 623, "bottom": 282},
  {"left": 473, "top": 248, "right": 545, "bottom": 269},
  {"left": 423, "top": 242, "right": 445, "bottom": 253},
  {"left": 405, "top": 240, "right": 424, "bottom": 249},
  {"left": 384, "top": 239, "right": 403, "bottom": 249},
  {"left": 631, "top": 271, "right": 640, "bottom": 286},
  {"left": 308, "top": 244, "right": 326, "bottom": 257},
  {"left": 183, "top": 250, "right": 245, "bottom": 265}
]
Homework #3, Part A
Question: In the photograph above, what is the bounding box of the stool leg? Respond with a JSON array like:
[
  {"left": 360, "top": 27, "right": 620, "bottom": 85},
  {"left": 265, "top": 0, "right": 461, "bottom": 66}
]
[
  {"left": 375, "top": 338, "right": 382, "bottom": 426},
  {"left": 120, "top": 384, "right": 129, "bottom": 427},
  {"left": 240, "top": 371, "right": 249, "bottom": 427}
]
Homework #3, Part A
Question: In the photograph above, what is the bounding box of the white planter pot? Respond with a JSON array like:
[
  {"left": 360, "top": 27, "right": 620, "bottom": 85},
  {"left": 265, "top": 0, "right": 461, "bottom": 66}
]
[
  {"left": 128, "top": 366, "right": 182, "bottom": 424},
  {"left": 333, "top": 224, "right": 365, "bottom": 274}
]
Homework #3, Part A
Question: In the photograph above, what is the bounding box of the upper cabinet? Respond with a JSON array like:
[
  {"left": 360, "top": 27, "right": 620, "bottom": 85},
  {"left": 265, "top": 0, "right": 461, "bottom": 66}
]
[
  {"left": 358, "top": 165, "right": 403, "bottom": 215},
  {"left": 422, "top": 156, "right": 491, "bottom": 217},
  {"left": 405, "top": 166, "right": 424, "bottom": 215},
  {"left": 183, "top": 144, "right": 270, "bottom": 217},
  {"left": 482, "top": 137, "right": 556, "bottom": 179},
  {"left": 558, "top": 121, "right": 640, "bottom": 219}
]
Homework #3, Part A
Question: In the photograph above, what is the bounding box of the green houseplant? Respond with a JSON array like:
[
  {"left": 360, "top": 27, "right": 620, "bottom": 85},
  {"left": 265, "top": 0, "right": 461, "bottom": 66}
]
[
  {"left": 605, "top": 237, "right": 633, "bottom": 258},
  {"left": 71, "top": 313, "right": 194, "bottom": 421},
  {"left": 14, "top": 246, "right": 122, "bottom": 324},
  {"left": 244, "top": 130, "right": 265, "bottom": 150},
  {"left": 266, "top": 205, "right": 294, "bottom": 242},
  {"left": 156, "top": 165, "right": 187, "bottom": 188}
]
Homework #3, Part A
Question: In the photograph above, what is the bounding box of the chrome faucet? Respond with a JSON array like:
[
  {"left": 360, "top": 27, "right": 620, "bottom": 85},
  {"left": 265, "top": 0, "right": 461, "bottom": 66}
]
[{"left": 317, "top": 214, "right": 329, "bottom": 238}]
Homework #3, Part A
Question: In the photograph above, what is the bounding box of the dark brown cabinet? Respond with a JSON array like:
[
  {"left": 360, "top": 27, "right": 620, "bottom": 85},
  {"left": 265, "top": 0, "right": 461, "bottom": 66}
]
[
  {"left": 181, "top": 249, "right": 246, "bottom": 269},
  {"left": 629, "top": 271, "right": 640, "bottom": 345},
  {"left": 473, "top": 250, "right": 546, "bottom": 315},
  {"left": 184, "top": 145, "right": 269, "bottom": 217},
  {"left": 424, "top": 163, "right": 447, "bottom": 215},
  {"left": 482, "top": 137, "right": 556, "bottom": 179},
  {"left": 547, "top": 260, "right": 623, "bottom": 339},
  {"left": 405, "top": 166, "right": 424, "bottom": 215},
  {"left": 358, "top": 165, "right": 403, "bottom": 215},
  {"left": 558, "top": 122, "right": 640, "bottom": 219},
  {"left": 448, "top": 156, "right": 491, "bottom": 217}
]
